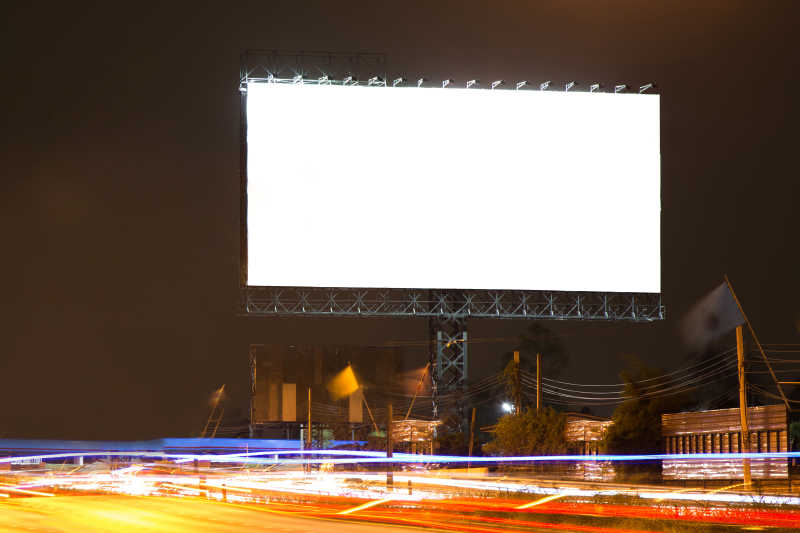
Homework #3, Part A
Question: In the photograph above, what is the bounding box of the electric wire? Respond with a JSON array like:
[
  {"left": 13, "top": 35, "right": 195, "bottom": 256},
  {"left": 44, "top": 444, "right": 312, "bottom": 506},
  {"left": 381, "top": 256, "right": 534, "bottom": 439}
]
[
  {"left": 531, "top": 356, "right": 736, "bottom": 397},
  {"left": 524, "top": 360, "right": 738, "bottom": 403},
  {"left": 539, "top": 348, "right": 735, "bottom": 388}
]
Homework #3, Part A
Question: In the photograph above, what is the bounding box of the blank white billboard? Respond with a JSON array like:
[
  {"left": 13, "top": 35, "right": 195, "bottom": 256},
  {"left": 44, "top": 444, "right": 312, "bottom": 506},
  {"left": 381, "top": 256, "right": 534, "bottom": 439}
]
[{"left": 246, "top": 82, "right": 660, "bottom": 293}]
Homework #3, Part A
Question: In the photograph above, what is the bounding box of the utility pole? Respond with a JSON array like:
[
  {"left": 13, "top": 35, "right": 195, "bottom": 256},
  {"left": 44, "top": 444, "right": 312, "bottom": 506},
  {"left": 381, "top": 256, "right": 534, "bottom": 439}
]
[
  {"left": 307, "top": 387, "right": 312, "bottom": 449},
  {"left": 725, "top": 275, "right": 790, "bottom": 411},
  {"left": 513, "top": 351, "right": 521, "bottom": 415},
  {"left": 468, "top": 407, "right": 476, "bottom": 470},
  {"left": 736, "top": 325, "right": 752, "bottom": 487},
  {"left": 405, "top": 363, "right": 430, "bottom": 420},
  {"left": 387, "top": 403, "right": 393, "bottom": 488},
  {"left": 200, "top": 385, "right": 225, "bottom": 438},
  {"left": 306, "top": 387, "right": 312, "bottom": 474},
  {"left": 536, "top": 353, "right": 542, "bottom": 413}
]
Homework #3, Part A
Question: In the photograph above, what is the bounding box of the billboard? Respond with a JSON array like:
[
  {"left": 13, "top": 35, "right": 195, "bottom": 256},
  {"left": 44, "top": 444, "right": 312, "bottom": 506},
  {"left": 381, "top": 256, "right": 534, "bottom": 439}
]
[{"left": 245, "top": 82, "right": 660, "bottom": 293}]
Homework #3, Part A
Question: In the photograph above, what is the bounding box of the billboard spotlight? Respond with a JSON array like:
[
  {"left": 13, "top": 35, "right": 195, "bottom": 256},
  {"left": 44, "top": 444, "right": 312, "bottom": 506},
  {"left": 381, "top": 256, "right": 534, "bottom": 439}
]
[
  {"left": 590, "top": 83, "right": 600, "bottom": 93},
  {"left": 466, "top": 79, "right": 478, "bottom": 88},
  {"left": 614, "top": 84, "right": 627, "bottom": 93},
  {"left": 491, "top": 80, "right": 504, "bottom": 90},
  {"left": 515, "top": 80, "right": 528, "bottom": 90},
  {"left": 292, "top": 74, "right": 303, "bottom": 84},
  {"left": 368, "top": 76, "right": 383, "bottom": 86},
  {"left": 539, "top": 81, "right": 551, "bottom": 91},
  {"left": 639, "top": 83, "right": 654, "bottom": 93},
  {"left": 318, "top": 75, "right": 329, "bottom": 84},
  {"left": 565, "top": 81, "right": 576, "bottom": 92},
  {"left": 416, "top": 78, "right": 425, "bottom": 88},
  {"left": 442, "top": 79, "right": 453, "bottom": 88},
  {"left": 392, "top": 77, "right": 405, "bottom": 87}
]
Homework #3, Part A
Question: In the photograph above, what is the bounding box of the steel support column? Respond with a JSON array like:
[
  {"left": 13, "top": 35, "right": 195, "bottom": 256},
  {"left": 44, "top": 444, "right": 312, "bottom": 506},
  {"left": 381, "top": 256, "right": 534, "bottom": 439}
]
[
  {"left": 429, "top": 315, "right": 468, "bottom": 421},
  {"left": 248, "top": 344, "right": 260, "bottom": 438}
]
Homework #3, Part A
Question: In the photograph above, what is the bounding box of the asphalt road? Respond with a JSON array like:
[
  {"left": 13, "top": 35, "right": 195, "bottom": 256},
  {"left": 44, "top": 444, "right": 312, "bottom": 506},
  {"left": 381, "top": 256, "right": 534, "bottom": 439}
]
[{"left": 0, "top": 495, "right": 425, "bottom": 533}]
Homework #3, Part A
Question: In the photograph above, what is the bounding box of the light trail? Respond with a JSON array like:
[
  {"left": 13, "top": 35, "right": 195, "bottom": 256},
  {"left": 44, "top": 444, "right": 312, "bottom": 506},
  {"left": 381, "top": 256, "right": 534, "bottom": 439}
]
[
  {"left": 338, "top": 497, "right": 393, "bottom": 515},
  {"left": 3, "top": 463, "right": 800, "bottom": 531},
  {"left": 5, "top": 449, "right": 800, "bottom": 467},
  {"left": 653, "top": 481, "right": 747, "bottom": 502},
  {"left": 637, "top": 490, "right": 800, "bottom": 506},
  {"left": 160, "top": 482, "right": 209, "bottom": 496},
  {"left": 4, "top": 450, "right": 800, "bottom": 518},
  {"left": 516, "top": 493, "right": 567, "bottom": 509},
  {"left": 181, "top": 450, "right": 800, "bottom": 465},
  {"left": 203, "top": 481, "right": 251, "bottom": 493},
  {"left": 0, "top": 483, "right": 55, "bottom": 497}
]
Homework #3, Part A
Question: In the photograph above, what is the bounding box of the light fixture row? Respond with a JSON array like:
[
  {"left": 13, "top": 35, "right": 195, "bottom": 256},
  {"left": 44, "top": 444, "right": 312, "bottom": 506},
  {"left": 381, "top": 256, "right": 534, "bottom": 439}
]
[{"left": 248, "top": 74, "right": 655, "bottom": 94}]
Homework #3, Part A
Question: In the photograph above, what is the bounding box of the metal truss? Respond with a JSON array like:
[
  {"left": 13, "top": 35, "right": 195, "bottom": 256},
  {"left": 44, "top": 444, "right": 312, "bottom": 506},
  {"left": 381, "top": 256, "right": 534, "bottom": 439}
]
[
  {"left": 428, "top": 314, "right": 468, "bottom": 422},
  {"left": 435, "top": 327, "right": 468, "bottom": 391},
  {"left": 241, "top": 287, "right": 664, "bottom": 322}
]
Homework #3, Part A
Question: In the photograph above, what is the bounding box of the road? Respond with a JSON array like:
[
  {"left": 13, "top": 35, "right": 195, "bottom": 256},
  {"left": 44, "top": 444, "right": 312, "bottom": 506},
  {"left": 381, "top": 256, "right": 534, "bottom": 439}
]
[
  {"left": 0, "top": 495, "right": 428, "bottom": 533},
  {"left": 3, "top": 465, "right": 800, "bottom": 532}
]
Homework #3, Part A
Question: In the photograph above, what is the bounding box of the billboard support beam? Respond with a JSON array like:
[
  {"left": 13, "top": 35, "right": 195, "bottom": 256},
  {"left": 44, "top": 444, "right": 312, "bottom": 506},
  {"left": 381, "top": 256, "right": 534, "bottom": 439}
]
[
  {"left": 242, "top": 287, "right": 663, "bottom": 321},
  {"left": 429, "top": 315, "right": 468, "bottom": 421},
  {"left": 248, "top": 344, "right": 261, "bottom": 438}
]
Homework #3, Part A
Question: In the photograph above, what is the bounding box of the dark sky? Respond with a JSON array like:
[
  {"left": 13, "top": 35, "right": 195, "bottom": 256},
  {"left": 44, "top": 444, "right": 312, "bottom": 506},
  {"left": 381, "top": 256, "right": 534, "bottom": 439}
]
[{"left": 1, "top": 1, "right": 798, "bottom": 440}]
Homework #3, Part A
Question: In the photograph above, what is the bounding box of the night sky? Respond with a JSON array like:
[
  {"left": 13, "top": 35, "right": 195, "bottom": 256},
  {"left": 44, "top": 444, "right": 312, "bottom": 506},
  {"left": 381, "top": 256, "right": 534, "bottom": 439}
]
[{"left": 1, "top": 1, "right": 798, "bottom": 440}]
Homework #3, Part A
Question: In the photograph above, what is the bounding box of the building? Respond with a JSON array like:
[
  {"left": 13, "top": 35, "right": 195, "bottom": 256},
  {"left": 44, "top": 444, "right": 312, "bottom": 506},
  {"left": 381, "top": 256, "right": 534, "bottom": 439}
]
[
  {"left": 565, "top": 413, "right": 613, "bottom": 455},
  {"left": 564, "top": 414, "right": 615, "bottom": 481},
  {"left": 661, "top": 404, "right": 788, "bottom": 480},
  {"left": 248, "top": 344, "right": 428, "bottom": 440}
]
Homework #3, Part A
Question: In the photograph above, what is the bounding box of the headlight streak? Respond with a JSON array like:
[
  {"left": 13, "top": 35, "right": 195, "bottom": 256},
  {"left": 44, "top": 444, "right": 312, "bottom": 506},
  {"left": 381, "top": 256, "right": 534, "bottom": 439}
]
[
  {"left": 3, "top": 468, "right": 800, "bottom": 531},
  {"left": 516, "top": 493, "right": 568, "bottom": 509},
  {"left": 0, "top": 483, "right": 56, "bottom": 497},
  {"left": 5, "top": 450, "right": 800, "bottom": 466},
  {"left": 3, "top": 451, "right": 800, "bottom": 511},
  {"left": 338, "top": 497, "right": 394, "bottom": 515}
]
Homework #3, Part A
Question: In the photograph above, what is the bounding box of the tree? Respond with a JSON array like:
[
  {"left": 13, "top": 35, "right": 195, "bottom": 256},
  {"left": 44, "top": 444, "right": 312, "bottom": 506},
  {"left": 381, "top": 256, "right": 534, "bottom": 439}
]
[
  {"left": 789, "top": 421, "right": 800, "bottom": 452},
  {"left": 435, "top": 412, "right": 470, "bottom": 455},
  {"left": 491, "top": 323, "right": 569, "bottom": 413},
  {"left": 602, "top": 358, "right": 688, "bottom": 455},
  {"left": 600, "top": 358, "right": 690, "bottom": 481},
  {"left": 483, "top": 407, "right": 567, "bottom": 456}
]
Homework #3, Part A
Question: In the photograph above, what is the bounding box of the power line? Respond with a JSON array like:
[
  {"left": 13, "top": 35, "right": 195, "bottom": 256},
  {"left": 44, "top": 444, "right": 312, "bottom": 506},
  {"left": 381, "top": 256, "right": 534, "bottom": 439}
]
[
  {"left": 527, "top": 361, "right": 737, "bottom": 403},
  {"left": 538, "top": 347, "right": 735, "bottom": 388}
]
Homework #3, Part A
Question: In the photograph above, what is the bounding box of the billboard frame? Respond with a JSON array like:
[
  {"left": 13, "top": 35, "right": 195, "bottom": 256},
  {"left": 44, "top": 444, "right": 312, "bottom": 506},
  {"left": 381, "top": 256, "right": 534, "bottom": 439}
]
[{"left": 238, "top": 50, "right": 664, "bottom": 408}]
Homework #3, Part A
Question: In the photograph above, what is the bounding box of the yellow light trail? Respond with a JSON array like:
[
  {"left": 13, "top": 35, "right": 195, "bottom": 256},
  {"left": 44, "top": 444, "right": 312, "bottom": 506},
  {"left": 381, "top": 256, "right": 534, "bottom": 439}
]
[
  {"left": 654, "top": 481, "right": 747, "bottom": 502},
  {"left": 338, "top": 497, "right": 393, "bottom": 515},
  {"left": 515, "top": 493, "right": 566, "bottom": 509},
  {"left": 0, "top": 484, "right": 55, "bottom": 497},
  {"left": 709, "top": 482, "right": 747, "bottom": 494}
]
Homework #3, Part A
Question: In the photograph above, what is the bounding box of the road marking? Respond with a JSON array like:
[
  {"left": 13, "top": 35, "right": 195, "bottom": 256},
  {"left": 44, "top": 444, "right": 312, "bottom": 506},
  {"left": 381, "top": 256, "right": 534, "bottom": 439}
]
[
  {"left": 515, "top": 493, "right": 565, "bottom": 509},
  {"left": 338, "top": 497, "right": 393, "bottom": 515}
]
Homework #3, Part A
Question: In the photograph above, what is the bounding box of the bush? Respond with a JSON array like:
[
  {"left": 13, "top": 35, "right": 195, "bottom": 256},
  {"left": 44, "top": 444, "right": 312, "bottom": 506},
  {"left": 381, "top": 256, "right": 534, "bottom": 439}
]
[{"left": 483, "top": 407, "right": 567, "bottom": 456}]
